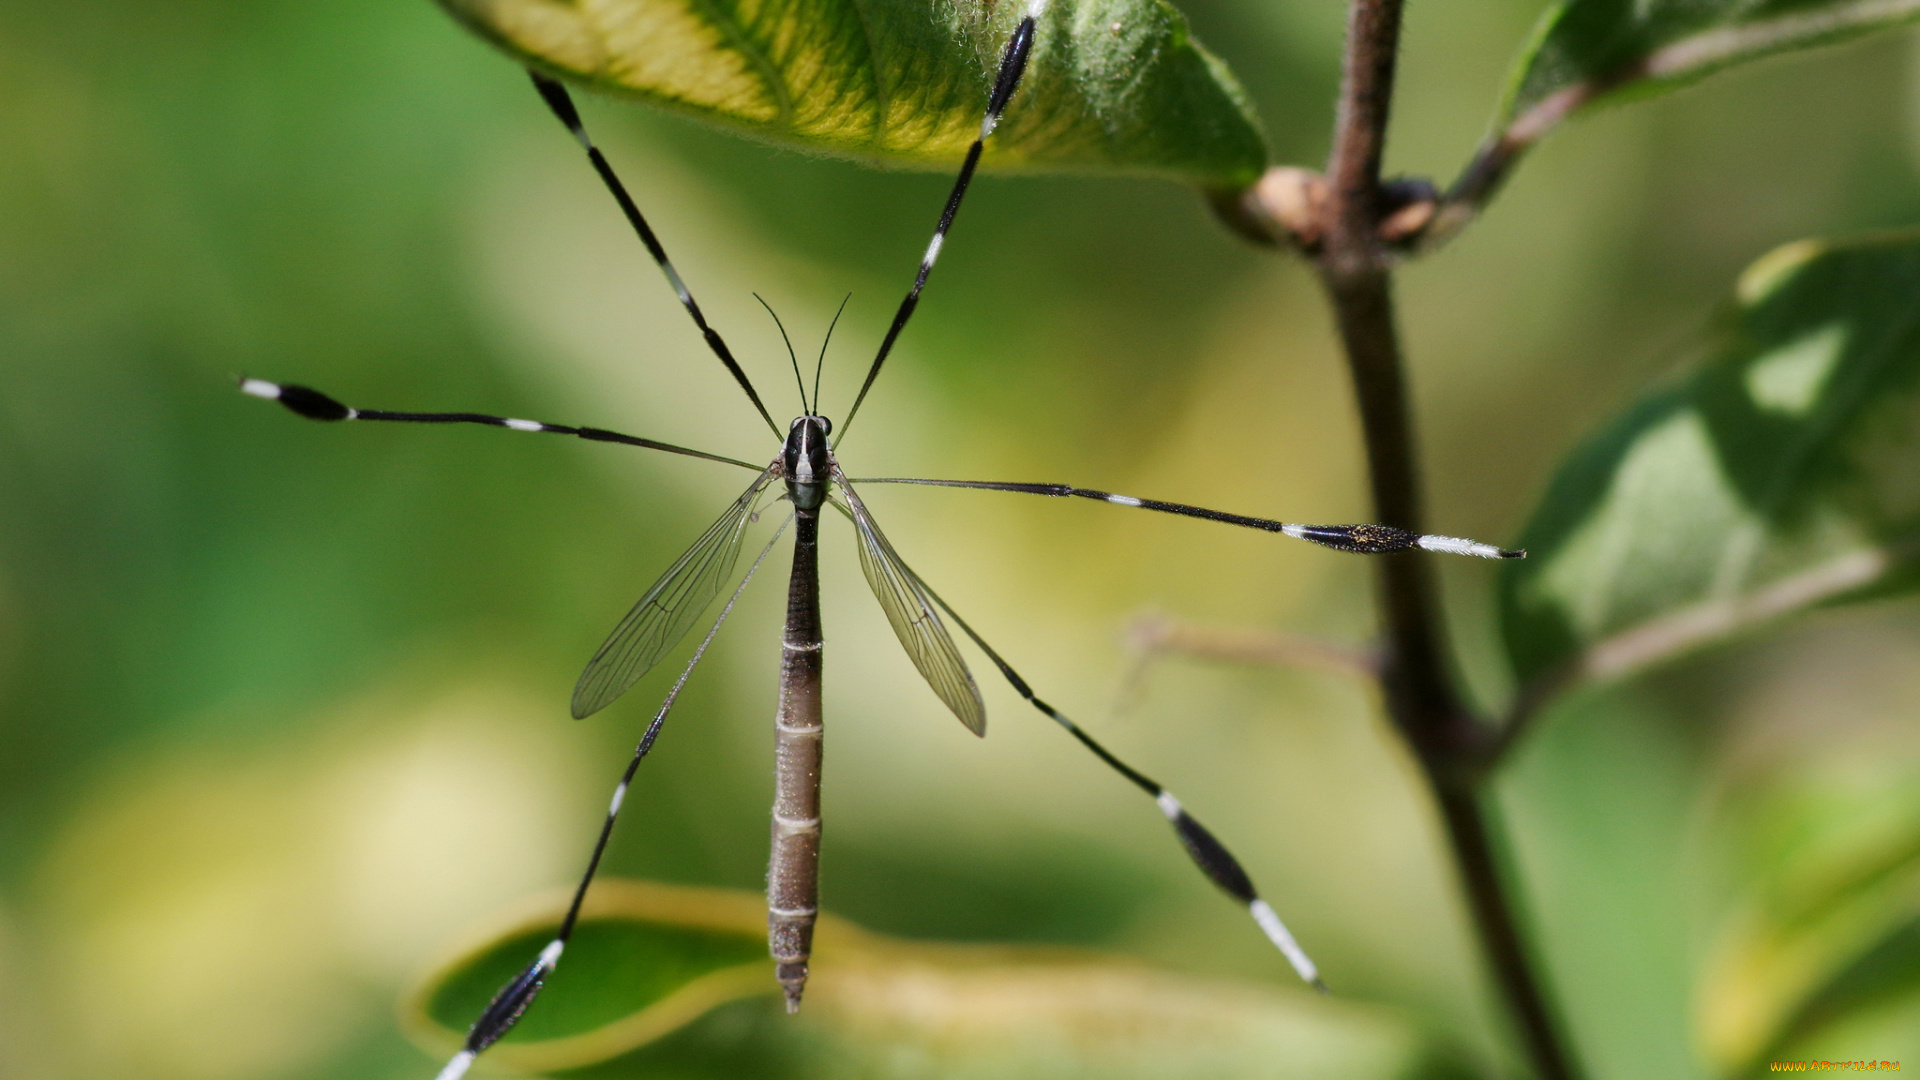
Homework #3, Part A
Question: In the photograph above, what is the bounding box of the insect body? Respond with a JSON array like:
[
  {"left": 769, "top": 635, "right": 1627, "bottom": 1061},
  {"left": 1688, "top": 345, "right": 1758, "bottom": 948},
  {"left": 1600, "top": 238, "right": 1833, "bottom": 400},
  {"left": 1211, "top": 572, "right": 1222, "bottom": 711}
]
[
  {"left": 769, "top": 414, "right": 829, "bottom": 1010},
  {"left": 241, "top": 15, "right": 1520, "bottom": 1079}
]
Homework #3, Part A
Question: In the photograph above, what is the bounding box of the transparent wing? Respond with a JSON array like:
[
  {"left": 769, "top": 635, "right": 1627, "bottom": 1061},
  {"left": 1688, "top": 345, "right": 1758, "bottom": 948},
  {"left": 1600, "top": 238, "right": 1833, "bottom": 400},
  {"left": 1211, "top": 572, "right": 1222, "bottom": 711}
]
[
  {"left": 573, "top": 468, "right": 777, "bottom": 718},
  {"left": 833, "top": 475, "right": 986, "bottom": 736}
]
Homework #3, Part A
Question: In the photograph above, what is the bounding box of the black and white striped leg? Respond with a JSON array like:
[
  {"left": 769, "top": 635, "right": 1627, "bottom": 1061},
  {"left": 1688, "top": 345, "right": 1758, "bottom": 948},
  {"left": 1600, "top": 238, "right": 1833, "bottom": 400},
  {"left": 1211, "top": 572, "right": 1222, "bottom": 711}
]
[
  {"left": 847, "top": 477, "right": 1525, "bottom": 559},
  {"left": 526, "top": 73, "right": 782, "bottom": 438},
  {"left": 900, "top": 567, "right": 1326, "bottom": 991},
  {"left": 838, "top": 16, "right": 1035, "bottom": 436},
  {"left": 432, "top": 518, "right": 792, "bottom": 1080},
  {"left": 237, "top": 378, "right": 763, "bottom": 472}
]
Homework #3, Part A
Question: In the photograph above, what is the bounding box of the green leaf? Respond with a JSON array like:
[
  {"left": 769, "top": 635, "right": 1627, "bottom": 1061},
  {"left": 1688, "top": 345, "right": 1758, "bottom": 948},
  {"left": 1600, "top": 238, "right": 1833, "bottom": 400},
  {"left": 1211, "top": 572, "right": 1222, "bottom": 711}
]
[
  {"left": 1501, "top": 232, "right": 1920, "bottom": 690},
  {"left": 403, "top": 879, "right": 1474, "bottom": 1078},
  {"left": 403, "top": 881, "right": 778, "bottom": 1072},
  {"left": 435, "top": 0, "right": 1268, "bottom": 188},
  {"left": 1500, "top": 0, "right": 1920, "bottom": 131}
]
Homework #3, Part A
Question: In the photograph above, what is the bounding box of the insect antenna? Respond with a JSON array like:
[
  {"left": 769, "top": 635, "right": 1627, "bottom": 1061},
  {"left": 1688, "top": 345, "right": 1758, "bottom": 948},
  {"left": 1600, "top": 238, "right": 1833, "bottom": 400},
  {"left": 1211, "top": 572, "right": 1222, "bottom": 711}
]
[
  {"left": 528, "top": 73, "right": 782, "bottom": 437},
  {"left": 816, "top": 293, "right": 850, "bottom": 419},
  {"left": 755, "top": 292, "right": 809, "bottom": 414},
  {"left": 837, "top": 16, "right": 1035, "bottom": 440}
]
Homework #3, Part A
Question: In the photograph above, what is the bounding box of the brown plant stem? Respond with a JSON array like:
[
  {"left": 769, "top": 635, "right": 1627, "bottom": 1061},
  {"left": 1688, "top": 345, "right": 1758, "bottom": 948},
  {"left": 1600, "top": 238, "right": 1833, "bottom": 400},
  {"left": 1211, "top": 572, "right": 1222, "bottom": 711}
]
[{"left": 1310, "top": 1, "right": 1580, "bottom": 1077}]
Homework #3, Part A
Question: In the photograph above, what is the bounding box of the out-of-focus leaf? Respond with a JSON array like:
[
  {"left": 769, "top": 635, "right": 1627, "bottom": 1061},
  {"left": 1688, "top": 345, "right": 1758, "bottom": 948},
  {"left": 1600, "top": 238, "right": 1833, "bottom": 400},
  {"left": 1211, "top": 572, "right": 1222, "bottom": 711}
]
[
  {"left": 434, "top": 0, "right": 1268, "bottom": 188},
  {"left": 1695, "top": 753, "right": 1920, "bottom": 1073},
  {"left": 1501, "top": 233, "right": 1920, "bottom": 690},
  {"left": 1499, "top": 0, "right": 1920, "bottom": 130},
  {"left": 1769, "top": 980, "right": 1920, "bottom": 1070},
  {"left": 1763, "top": 922, "right": 1920, "bottom": 1067},
  {"left": 402, "top": 879, "right": 1472, "bottom": 1079},
  {"left": 1499, "top": 689, "right": 1702, "bottom": 1071}
]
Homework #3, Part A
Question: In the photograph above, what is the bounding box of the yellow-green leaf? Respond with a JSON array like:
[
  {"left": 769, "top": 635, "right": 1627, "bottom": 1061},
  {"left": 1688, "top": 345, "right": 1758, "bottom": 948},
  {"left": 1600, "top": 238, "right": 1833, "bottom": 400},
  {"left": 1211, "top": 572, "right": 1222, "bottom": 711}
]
[
  {"left": 403, "top": 879, "right": 1472, "bottom": 1078},
  {"left": 1501, "top": 232, "right": 1920, "bottom": 690},
  {"left": 1697, "top": 751, "right": 1920, "bottom": 1073},
  {"left": 434, "top": 0, "right": 1268, "bottom": 188}
]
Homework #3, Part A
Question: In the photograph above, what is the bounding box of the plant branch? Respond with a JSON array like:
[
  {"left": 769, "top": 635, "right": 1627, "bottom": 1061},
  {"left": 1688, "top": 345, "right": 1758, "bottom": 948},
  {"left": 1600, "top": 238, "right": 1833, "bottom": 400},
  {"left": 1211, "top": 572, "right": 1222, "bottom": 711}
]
[
  {"left": 1421, "top": 85, "right": 1590, "bottom": 248},
  {"left": 1320, "top": 0, "right": 1482, "bottom": 780},
  {"left": 1415, "top": 0, "right": 1907, "bottom": 250},
  {"left": 1488, "top": 538, "right": 1919, "bottom": 768},
  {"left": 1324, "top": 0, "right": 1404, "bottom": 262},
  {"left": 1312, "top": 2, "right": 1580, "bottom": 1077},
  {"left": 1123, "top": 612, "right": 1380, "bottom": 681},
  {"left": 1432, "top": 787, "right": 1577, "bottom": 1077},
  {"left": 1319, "top": 255, "right": 1582, "bottom": 1080}
]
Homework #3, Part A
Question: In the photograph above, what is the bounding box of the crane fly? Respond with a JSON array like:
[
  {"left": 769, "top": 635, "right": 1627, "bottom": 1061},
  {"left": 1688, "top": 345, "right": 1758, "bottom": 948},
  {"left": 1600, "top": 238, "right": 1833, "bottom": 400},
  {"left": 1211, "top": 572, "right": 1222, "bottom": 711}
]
[{"left": 239, "top": 14, "right": 1522, "bottom": 1079}]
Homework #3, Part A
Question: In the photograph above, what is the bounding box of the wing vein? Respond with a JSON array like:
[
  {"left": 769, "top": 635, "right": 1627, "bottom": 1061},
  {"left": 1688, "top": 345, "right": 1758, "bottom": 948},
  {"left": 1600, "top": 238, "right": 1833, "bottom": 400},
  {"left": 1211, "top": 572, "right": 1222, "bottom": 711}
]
[
  {"left": 572, "top": 465, "right": 779, "bottom": 717},
  {"left": 833, "top": 470, "right": 985, "bottom": 735}
]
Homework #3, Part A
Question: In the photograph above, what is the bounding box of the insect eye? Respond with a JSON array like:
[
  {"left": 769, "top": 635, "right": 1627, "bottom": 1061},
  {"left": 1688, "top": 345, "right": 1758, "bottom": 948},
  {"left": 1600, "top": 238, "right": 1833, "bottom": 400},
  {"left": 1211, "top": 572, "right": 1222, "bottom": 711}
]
[{"left": 818, "top": 417, "right": 832, "bottom": 435}]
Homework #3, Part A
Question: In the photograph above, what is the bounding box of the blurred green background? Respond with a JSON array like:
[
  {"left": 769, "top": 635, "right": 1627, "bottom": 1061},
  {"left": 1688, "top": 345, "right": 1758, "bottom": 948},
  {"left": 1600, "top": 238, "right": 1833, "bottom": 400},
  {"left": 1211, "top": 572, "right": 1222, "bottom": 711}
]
[{"left": 4, "top": 0, "right": 1920, "bottom": 1077}]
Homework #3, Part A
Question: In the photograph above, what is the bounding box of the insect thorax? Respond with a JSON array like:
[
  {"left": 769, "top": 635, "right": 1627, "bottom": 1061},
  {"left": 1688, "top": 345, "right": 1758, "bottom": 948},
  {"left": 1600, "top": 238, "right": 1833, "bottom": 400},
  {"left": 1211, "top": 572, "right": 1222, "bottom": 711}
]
[{"left": 782, "top": 415, "right": 832, "bottom": 510}]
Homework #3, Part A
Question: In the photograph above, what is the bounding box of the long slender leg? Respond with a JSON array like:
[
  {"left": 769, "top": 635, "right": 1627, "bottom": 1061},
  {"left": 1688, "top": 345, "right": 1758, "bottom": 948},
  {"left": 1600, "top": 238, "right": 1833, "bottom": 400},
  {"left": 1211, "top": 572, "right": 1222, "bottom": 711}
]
[
  {"left": 528, "top": 75, "right": 781, "bottom": 437},
  {"left": 837, "top": 17, "right": 1036, "bottom": 437},
  {"left": 903, "top": 568, "right": 1327, "bottom": 991},
  {"left": 768, "top": 506, "right": 824, "bottom": 1010},
  {"left": 848, "top": 476, "right": 1523, "bottom": 558},
  {"left": 238, "top": 378, "right": 763, "bottom": 472},
  {"left": 432, "top": 519, "right": 792, "bottom": 1080}
]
